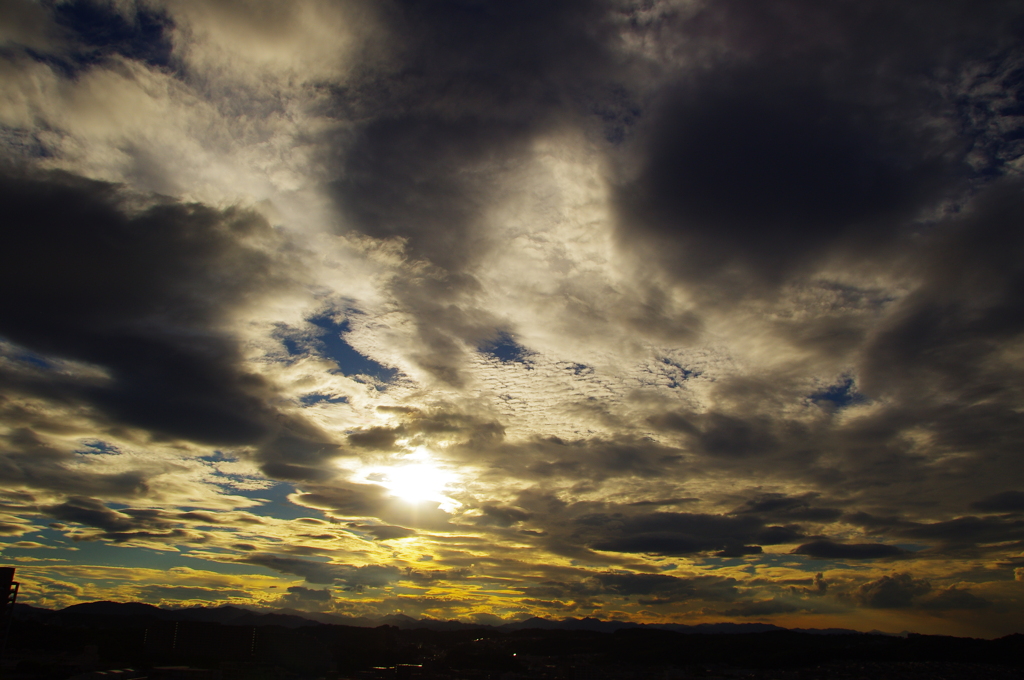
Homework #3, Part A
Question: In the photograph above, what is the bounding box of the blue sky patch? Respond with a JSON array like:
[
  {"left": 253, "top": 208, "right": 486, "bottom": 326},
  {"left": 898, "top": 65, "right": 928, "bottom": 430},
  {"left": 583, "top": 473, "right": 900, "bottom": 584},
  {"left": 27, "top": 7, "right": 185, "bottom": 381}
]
[
  {"left": 658, "top": 357, "right": 701, "bottom": 388},
  {"left": 479, "top": 331, "right": 533, "bottom": 366},
  {"left": 54, "top": 0, "right": 175, "bottom": 70},
  {"left": 299, "top": 393, "right": 349, "bottom": 406},
  {"left": 279, "top": 315, "right": 397, "bottom": 383},
  {"left": 561, "top": 362, "right": 593, "bottom": 376},
  {"left": 809, "top": 377, "right": 867, "bottom": 409},
  {"left": 74, "top": 440, "right": 120, "bottom": 455},
  {"left": 1, "top": 339, "right": 56, "bottom": 370},
  {"left": 308, "top": 315, "right": 398, "bottom": 381},
  {"left": 234, "top": 481, "right": 321, "bottom": 522}
]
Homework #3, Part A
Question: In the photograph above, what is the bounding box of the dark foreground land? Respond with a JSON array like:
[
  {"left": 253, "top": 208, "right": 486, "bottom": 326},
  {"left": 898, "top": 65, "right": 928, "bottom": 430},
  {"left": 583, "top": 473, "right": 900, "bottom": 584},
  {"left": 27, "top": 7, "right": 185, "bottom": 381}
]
[{"left": 2, "top": 604, "right": 1022, "bottom": 680}]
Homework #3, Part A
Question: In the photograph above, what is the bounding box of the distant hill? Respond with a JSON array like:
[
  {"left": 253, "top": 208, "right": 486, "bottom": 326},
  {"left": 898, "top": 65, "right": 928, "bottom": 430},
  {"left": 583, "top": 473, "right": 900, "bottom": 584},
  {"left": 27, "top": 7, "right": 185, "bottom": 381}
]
[
  {"left": 12, "top": 601, "right": 865, "bottom": 635},
  {"left": 8, "top": 603, "right": 1024, "bottom": 678},
  {"left": 497, "top": 616, "right": 858, "bottom": 636}
]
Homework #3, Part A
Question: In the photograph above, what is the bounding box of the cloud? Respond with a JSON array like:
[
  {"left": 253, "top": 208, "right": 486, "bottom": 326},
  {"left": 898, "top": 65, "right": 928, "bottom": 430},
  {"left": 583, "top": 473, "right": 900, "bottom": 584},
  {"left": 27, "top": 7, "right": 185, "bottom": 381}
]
[
  {"left": 138, "top": 585, "right": 250, "bottom": 602},
  {"left": 164, "top": 0, "right": 383, "bottom": 84},
  {"left": 784, "top": 572, "right": 830, "bottom": 599},
  {"left": 606, "top": 0, "right": 1024, "bottom": 295},
  {"left": 272, "top": 585, "right": 335, "bottom": 611},
  {"left": 518, "top": 570, "right": 738, "bottom": 608},
  {"left": 2, "top": 0, "right": 1024, "bottom": 637},
  {"left": 792, "top": 541, "right": 907, "bottom": 560},
  {"left": 53, "top": 0, "right": 175, "bottom": 69},
  {"left": 595, "top": 572, "right": 738, "bottom": 605},
  {"left": 350, "top": 524, "right": 416, "bottom": 541},
  {"left": 238, "top": 554, "right": 400, "bottom": 588},
  {"left": 289, "top": 481, "right": 453, "bottom": 530},
  {"left": 0, "top": 169, "right": 329, "bottom": 448},
  {"left": 851, "top": 573, "right": 932, "bottom": 609},
  {"left": 584, "top": 511, "right": 803, "bottom": 557},
  {"left": 42, "top": 497, "right": 157, "bottom": 534},
  {"left": 722, "top": 599, "right": 802, "bottom": 618},
  {"left": 844, "top": 512, "right": 1024, "bottom": 554},
  {"left": 332, "top": 115, "right": 531, "bottom": 273},
  {"left": 0, "top": 429, "right": 152, "bottom": 501},
  {"left": 859, "top": 182, "right": 1024, "bottom": 405},
  {"left": 615, "top": 68, "right": 952, "bottom": 289},
  {"left": 731, "top": 494, "right": 843, "bottom": 523},
  {"left": 0, "top": 0, "right": 65, "bottom": 52},
  {"left": 713, "top": 545, "right": 762, "bottom": 558},
  {"left": 972, "top": 491, "right": 1024, "bottom": 513},
  {"left": 917, "top": 587, "right": 992, "bottom": 611}
]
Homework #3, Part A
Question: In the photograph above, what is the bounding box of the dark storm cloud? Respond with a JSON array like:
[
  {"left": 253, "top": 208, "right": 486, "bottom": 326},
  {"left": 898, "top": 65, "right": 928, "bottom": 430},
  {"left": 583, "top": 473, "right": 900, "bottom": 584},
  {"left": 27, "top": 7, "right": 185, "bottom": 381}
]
[
  {"left": 627, "top": 497, "right": 699, "bottom": 508},
  {"left": 456, "top": 434, "right": 687, "bottom": 485},
  {"left": 645, "top": 407, "right": 813, "bottom": 465},
  {"left": 616, "top": 70, "right": 952, "bottom": 287},
  {"left": 0, "top": 169, "right": 335, "bottom": 456},
  {"left": 844, "top": 511, "right": 1024, "bottom": 554},
  {"left": 613, "top": 0, "right": 1024, "bottom": 291},
  {"left": 475, "top": 505, "right": 531, "bottom": 528},
  {"left": 713, "top": 545, "right": 762, "bottom": 558},
  {"left": 327, "top": 0, "right": 614, "bottom": 268},
  {"left": 272, "top": 585, "right": 335, "bottom": 610},
  {"left": 973, "top": 491, "right": 1024, "bottom": 513},
  {"left": 238, "top": 554, "right": 401, "bottom": 588},
  {"left": 37, "top": 497, "right": 228, "bottom": 544},
  {"left": 0, "top": 427, "right": 150, "bottom": 500},
  {"left": 732, "top": 494, "right": 844, "bottom": 523},
  {"left": 896, "top": 516, "right": 1024, "bottom": 546},
  {"left": 860, "top": 181, "right": 1024, "bottom": 402},
  {"left": 691, "top": 413, "right": 780, "bottom": 459},
  {"left": 595, "top": 572, "right": 738, "bottom": 605},
  {"left": 582, "top": 511, "right": 802, "bottom": 557},
  {"left": 42, "top": 497, "right": 156, "bottom": 534},
  {"left": 518, "top": 571, "right": 737, "bottom": 607},
  {"left": 324, "top": 0, "right": 622, "bottom": 385},
  {"left": 792, "top": 541, "right": 907, "bottom": 560},
  {"left": 529, "top": 435, "right": 685, "bottom": 479},
  {"left": 333, "top": 116, "right": 530, "bottom": 272}
]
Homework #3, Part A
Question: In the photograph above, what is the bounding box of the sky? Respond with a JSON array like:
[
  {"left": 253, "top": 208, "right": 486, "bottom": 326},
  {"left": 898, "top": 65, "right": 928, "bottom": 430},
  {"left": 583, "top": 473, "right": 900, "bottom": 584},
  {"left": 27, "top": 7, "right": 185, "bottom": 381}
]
[{"left": 2, "top": 0, "right": 1024, "bottom": 639}]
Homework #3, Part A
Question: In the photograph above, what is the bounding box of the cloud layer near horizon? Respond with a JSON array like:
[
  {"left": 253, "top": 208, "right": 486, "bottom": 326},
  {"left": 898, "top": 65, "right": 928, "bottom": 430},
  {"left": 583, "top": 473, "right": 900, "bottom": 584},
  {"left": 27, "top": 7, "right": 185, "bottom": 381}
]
[{"left": 2, "top": 0, "right": 1024, "bottom": 638}]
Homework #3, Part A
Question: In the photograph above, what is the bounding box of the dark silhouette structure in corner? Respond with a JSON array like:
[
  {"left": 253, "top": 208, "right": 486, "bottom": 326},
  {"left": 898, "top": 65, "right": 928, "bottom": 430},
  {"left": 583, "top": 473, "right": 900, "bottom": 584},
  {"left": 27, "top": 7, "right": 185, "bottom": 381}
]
[{"left": 1, "top": 567, "right": 21, "bottom": 665}]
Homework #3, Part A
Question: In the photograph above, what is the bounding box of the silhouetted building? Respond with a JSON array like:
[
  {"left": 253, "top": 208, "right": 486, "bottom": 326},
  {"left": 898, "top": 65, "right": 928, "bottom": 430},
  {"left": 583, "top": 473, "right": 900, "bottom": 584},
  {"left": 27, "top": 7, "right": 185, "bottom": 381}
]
[
  {"left": 1, "top": 566, "right": 20, "bottom": 663},
  {"left": 1, "top": 567, "right": 19, "bottom": 618}
]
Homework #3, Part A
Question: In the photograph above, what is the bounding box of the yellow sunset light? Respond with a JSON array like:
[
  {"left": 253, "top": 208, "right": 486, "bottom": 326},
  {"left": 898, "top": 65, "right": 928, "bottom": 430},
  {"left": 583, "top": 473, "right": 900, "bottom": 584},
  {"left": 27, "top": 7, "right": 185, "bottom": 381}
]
[{"left": 371, "top": 452, "right": 460, "bottom": 508}]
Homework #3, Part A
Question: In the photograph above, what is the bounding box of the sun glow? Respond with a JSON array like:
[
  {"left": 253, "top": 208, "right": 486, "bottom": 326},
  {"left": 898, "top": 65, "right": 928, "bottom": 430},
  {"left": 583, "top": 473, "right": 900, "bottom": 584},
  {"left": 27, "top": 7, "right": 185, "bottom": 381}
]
[
  {"left": 383, "top": 463, "right": 451, "bottom": 502},
  {"left": 368, "top": 449, "right": 460, "bottom": 508}
]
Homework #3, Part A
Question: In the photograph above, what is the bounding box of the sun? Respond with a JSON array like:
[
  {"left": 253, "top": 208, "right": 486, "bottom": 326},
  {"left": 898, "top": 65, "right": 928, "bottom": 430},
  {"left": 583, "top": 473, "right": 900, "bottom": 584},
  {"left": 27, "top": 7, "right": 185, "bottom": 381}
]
[
  {"left": 364, "top": 449, "right": 460, "bottom": 509},
  {"left": 382, "top": 462, "right": 453, "bottom": 503}
]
